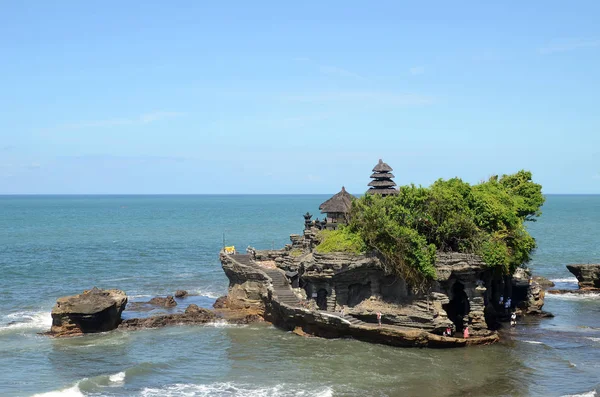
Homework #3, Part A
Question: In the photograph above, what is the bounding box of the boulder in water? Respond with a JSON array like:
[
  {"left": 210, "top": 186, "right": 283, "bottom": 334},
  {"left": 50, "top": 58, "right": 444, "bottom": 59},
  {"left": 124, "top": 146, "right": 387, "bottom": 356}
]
[
  {"left": 50, "top": 287, "right": 127, "bottom": 337},
  {"left": 566, "top": 264, "right": 600, "bottom": 289},
  {"left": 174, "top": 290, "right": 188, "bottom": 298},
  {"left": 148, "top": 295, "right": 177, "bottom": 307}
]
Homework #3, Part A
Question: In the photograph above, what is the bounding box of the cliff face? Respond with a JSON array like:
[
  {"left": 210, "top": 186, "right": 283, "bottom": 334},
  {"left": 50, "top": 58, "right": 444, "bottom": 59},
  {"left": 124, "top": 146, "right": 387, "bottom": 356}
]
[{"left": 221, "top": 231, "right": 546, "bottom": 339}]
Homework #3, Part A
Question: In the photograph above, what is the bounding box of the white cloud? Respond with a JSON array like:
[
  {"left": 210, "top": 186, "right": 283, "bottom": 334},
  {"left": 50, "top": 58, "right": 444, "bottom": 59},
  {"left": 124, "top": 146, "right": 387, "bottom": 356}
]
[
  {"left": 409, "top": 66, "right": 425, "bottom": 75},
  {"left": 284, "top": 91, "right": 435, "bottom": 106},
  {"left": 50, "top": 111, "right": 185, "bottom": 131},
  {"left": 539, "top": 38, "right": 600, "bottom": 54}
]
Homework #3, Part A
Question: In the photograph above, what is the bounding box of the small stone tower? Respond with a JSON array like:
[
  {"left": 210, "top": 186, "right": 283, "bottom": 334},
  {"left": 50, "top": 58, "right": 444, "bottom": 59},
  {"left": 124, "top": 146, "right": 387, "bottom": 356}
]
[{"left": 367, "top": 159, "right": 398, "bottom": 196}]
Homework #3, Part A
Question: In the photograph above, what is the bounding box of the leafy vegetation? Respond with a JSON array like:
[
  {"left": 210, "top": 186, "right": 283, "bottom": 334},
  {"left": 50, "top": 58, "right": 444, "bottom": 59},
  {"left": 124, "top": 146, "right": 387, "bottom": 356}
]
[
  {"left": 343, "top": 170, "right": 544, "bottom": 288},
  {"left": 315, "top": 228, "right": 367, "bottom": 255}
]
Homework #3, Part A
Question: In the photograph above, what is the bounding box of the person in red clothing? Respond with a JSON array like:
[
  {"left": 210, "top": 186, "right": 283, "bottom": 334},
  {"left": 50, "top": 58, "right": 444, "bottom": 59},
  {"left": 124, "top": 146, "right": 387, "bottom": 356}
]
[
  {"left": 463, "top": 326, "right": 470, "bottom": 339},
  {"left": 376, "top": 312, "right": 382, "bottom": 326}
]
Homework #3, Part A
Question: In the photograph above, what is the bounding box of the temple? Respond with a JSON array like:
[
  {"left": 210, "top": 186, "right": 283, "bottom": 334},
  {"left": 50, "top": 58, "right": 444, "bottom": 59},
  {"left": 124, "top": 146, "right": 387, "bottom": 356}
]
[
  {"left": 367, "top": 159, "right": 398, "bottom": 196},
  {"left": 319, "top": 186, "right": 354, "bottom": 225}
]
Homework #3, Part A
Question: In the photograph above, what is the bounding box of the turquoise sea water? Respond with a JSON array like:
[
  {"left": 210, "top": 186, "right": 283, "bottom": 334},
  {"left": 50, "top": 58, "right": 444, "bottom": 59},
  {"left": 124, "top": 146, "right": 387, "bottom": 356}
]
[{"left": 1, "top": 195, "right": 599, "bottom": 397}]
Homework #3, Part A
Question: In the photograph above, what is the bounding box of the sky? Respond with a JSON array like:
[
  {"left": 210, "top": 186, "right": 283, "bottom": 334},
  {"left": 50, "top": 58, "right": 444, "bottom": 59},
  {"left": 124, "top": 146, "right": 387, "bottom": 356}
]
[{"left": 1, "top": 1, "right": 599, "bottom": 194}]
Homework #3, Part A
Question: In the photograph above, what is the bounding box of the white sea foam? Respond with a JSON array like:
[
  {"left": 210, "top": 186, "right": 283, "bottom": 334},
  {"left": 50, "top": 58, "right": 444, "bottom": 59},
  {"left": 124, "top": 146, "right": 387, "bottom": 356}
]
[
  {"left": 129, "top": 294, "right": 152, "bottom": 299},
  {"left": 551, "top": 277, "right": 579, "bottom": 283},
  {"left": 31, "top": 383, "right": 84, "bottom": 397},
  {"left": 194, "top": 288, "right": 222, "bottom": 299},
  {"left": 562, "top": 391, "right": 597, "bottom": 397},
  {"left": 585, "top": 337, "right": 600, "bottom": 343},
  {"left": 140, "top": 382, "right": 333, "bottom": 397},
  {"left": 109, "top": 371, "right": 126, "bottom": 384},
  {"left": 523, "top": 340, "right": 544, "bottom": 345},
  {"left": 1, "top": 310, "right": 52, "bottom": 333},
  {"left": 206, "top": 320, "right": 247, "bottom": 328},
  {"left": 546, "top": 292, "right": 600, "bottom": 301}
]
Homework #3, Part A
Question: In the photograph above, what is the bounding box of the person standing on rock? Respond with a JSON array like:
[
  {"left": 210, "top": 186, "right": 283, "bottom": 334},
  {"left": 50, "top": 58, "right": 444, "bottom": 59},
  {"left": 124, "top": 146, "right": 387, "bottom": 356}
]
[
  {"left": 376, "top": 312, "right": 382, "bottom": 326},
  {"left": 510, "top": 312, "right": 517, "bottom": 327},
  {"left": 340, "top": 305, "right": 345, "bottom": 317},
  {"left": 463, "top": 326, "right": 469, "bottom": 339}
]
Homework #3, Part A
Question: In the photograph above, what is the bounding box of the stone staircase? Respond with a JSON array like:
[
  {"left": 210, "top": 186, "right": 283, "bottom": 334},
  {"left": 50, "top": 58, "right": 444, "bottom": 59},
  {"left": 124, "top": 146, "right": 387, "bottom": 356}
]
[{"left": 230, "top": 254, "right": 301, "bottom": 307}]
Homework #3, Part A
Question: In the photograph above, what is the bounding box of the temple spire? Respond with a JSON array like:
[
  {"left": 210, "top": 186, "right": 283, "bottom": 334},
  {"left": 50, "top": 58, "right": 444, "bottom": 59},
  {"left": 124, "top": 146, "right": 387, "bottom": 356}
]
[{"left": 367, "top": 159, "right": 398, "bottom": 196}]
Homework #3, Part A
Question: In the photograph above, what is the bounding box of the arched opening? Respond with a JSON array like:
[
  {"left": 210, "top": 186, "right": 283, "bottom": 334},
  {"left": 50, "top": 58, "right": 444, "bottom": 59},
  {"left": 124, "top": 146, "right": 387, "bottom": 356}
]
[
  {"left": 316, "top": 289, "right": 328, "bottom": 310},
  {"left": 443, "top": 281, "right": 470, "bottom": 332}
]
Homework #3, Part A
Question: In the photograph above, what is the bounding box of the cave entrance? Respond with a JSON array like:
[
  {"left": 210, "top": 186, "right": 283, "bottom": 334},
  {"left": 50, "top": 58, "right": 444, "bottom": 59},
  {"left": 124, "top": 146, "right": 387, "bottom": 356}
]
[
  {"left": 347, "top": 282, "right": 372, "bottom": 307},
  {"left": 316, "top": 289, "right": 328, "bottom": 310},
  {"left": 445, "top": 281, "right": 471, "bottom": 332}
]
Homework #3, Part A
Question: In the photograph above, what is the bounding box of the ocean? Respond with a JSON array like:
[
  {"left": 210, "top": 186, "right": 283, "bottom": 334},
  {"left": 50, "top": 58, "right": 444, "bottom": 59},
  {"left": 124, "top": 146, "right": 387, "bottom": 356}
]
[{"left": 1, "top": 195, "right": 599, "bottom": 397}]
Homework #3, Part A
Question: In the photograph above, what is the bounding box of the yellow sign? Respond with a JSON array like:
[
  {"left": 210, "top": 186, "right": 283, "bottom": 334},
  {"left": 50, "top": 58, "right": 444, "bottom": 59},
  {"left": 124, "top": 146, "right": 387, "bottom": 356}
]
[{"left": 224, "top": 246, "right": 236, "bottom": 254}]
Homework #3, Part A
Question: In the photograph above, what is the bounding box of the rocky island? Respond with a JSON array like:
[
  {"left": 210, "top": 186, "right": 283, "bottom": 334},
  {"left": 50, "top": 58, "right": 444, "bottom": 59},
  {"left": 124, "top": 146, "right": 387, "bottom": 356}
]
[{"left": 218, "top": 160, "right": 551, "bottom": 348}]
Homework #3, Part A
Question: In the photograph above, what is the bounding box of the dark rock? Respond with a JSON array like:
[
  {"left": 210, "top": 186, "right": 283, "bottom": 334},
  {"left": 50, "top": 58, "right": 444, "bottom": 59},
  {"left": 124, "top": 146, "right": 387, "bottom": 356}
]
[
  {"left": 50, "top": 288, "right": 127, "bottom": 337},
  {"left": 174, "top": 290, "right": 188, "bottom": 298},
  {"left": 118, "top": 305, "right": 217, "bottom": 331},
  {"left": 566, "top": 264, "right": 600, "bottom": 289},
  {"left": 213, "top": 296, "right": 228, "bottom": 309},
  {"left": 148, "top": 295, "right": 177, "bottom": 307},
  {"left": 547, "top": 289, "right": 600, "bottom": 295},
  {"left": 533, "top": 276, "right": 555, "bottom": 288}
]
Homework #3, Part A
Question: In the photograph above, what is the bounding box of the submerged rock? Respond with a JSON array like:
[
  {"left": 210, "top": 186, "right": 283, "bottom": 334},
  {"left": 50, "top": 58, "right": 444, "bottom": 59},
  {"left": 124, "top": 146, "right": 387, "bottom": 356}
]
[
  {"left": 50, "top": 288, "right": 127, "bottom": 337},
  {"left": 118, "top": 304, "right": 216, "bottom": 330},
  {"left": 148, "top": 295, "right": 177, "bottom": 307},
  {"left": 566, "top": 264, "right": 600, "bottom": 289},
  {"left": 532, "top": 276, "right": 555, "bottom": 288},
  {"left": 174, "top": 290, "right": 188, "bottom": 298}
]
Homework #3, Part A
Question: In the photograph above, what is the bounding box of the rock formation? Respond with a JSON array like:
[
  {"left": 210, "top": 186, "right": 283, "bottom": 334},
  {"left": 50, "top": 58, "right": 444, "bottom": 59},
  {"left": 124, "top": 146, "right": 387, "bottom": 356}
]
[
  {"left": 174, "top": 290, "right": 188, "bottom": 298},
  {"left": 50, "top": 288, "right": 127, "bottom": 337},
  {"left": 566, "top": 264, "right": 600, "bottom": 289},
  {"left": 118, "top": 304, "right": 217, "bottom": 330},
  {"left": 221, "top": 226, "right": 550, "bottom": 347},
  {"left": 148, "top": 295, "right": 177, "bottom": 307}
]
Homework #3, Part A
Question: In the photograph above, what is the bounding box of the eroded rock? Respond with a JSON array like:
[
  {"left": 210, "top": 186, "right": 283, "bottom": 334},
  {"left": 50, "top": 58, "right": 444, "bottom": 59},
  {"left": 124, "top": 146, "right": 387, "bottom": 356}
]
[
  {"left": 566, "top": 264, "right": 600, "bottom": 289},
  {"left": 118, "top": 304, "right": 216, "bottom": 330},
  {"left": 50, "top": 288, "right": 127, "bottom": 337},
  {"left": 148, "top": 295, "right": 177, "bottom": 307},
  {"left": 174, "top": 290, "right": 188, "bottom": 298}
]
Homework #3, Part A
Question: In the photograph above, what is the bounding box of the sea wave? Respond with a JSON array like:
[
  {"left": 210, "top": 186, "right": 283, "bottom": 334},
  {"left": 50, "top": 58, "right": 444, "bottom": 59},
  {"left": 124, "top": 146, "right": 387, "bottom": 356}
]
[
  {"left": 546, "top": 293, "right": 600, "bottom": 300},
  {"left": 0, "top": 310, "right": 52, "bottom": 333},
  {"left": 194, "top": 288, "right": 223, "bottom": 299},
  {"left": 551, "top": 277, "right": 579, "bottom": 283},
  {"left": 585, "top": 337, "right": 600, "bottom": 343},
  {"left": 31, "top": 383, "right": 85, "bottom": 397},
  {"left": 522, "top": 340, "right": 544, "bottom": 345},
  {"left": 206, "top": 320, "right": 247, "bottom": 328},
  {"left": 140, "top": 382, "right": 333, "bottom": 397},
  {"left": 30, "top": 370, "right": 127, "bottom": 396},
  {"left": 561, "top": 391, "right": 597, "bottom": 397}
]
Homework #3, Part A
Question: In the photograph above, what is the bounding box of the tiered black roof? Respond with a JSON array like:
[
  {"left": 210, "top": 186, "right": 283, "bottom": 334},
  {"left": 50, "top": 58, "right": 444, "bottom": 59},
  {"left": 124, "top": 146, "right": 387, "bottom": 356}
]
[{"left": 367, "top": 159, "right": 398, "bottom": 196}]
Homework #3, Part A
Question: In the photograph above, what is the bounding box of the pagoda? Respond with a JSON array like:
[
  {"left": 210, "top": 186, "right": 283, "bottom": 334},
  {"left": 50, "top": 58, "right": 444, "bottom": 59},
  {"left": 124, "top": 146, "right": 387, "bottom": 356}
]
[
  {"left": 319, "top": 186, "right": 354, "bottom": 224},
  {"left": 366, "top": 159, "right": 398, "bottom": 196}
]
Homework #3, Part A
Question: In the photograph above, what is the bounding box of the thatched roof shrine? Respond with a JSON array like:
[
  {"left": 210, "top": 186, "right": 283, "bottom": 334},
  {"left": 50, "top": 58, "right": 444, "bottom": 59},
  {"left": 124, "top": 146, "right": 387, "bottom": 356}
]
[
  {"left": 319, "top": 186, "right": 354, "bottom": 214},
  {"left": 367, "top": 159, "right": 398, "bottom": 196}
]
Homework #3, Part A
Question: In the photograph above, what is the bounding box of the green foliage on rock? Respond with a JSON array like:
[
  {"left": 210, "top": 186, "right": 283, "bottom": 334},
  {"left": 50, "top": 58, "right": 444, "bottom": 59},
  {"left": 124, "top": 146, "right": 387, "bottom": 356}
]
[
  {"left": 315, "top": 228, "right": 367, "bottom": 255},
  {"left": 346, "top": 170, "right": 544, "bottom": 286}
]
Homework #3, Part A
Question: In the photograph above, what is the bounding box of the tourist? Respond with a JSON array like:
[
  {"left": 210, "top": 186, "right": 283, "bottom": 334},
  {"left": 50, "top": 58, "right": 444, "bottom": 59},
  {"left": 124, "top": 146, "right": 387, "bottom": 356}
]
[
  {"left": 499, "top": 295, "right": 504, "bottom": 306},
  {"left": 463, "top": 326, "right": 469, "bottom": 339},
  {"left": 376, "top": 312, "right": 382, "bottom": 326},
  {"left": 444, "top": 326, "right": 452, "bottom": 337},
  {"left": 511, "top": 312, "right": 517, "bottom": 327},
  {"left": 505, "top": 297, "right": 511, "bottom": 313},
  {"left": 340, "top": 305, "right": 345, "bottom": 317}
]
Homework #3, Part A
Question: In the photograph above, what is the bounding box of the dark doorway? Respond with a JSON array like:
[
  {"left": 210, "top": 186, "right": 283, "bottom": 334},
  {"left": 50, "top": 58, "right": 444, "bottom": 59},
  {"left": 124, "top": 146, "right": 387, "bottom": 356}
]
[
  {"left": 443, "top": 281, "right": 470, "bottom": 332},
  {"left": 316, "top": 289, "right": 328, "bottom": 310}
]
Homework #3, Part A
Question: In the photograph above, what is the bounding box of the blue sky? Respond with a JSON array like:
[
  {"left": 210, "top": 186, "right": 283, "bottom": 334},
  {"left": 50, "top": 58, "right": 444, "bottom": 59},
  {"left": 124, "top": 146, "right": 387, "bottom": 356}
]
[{"left": 1, "top": 1, "right": 599, "bottom": 194}]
